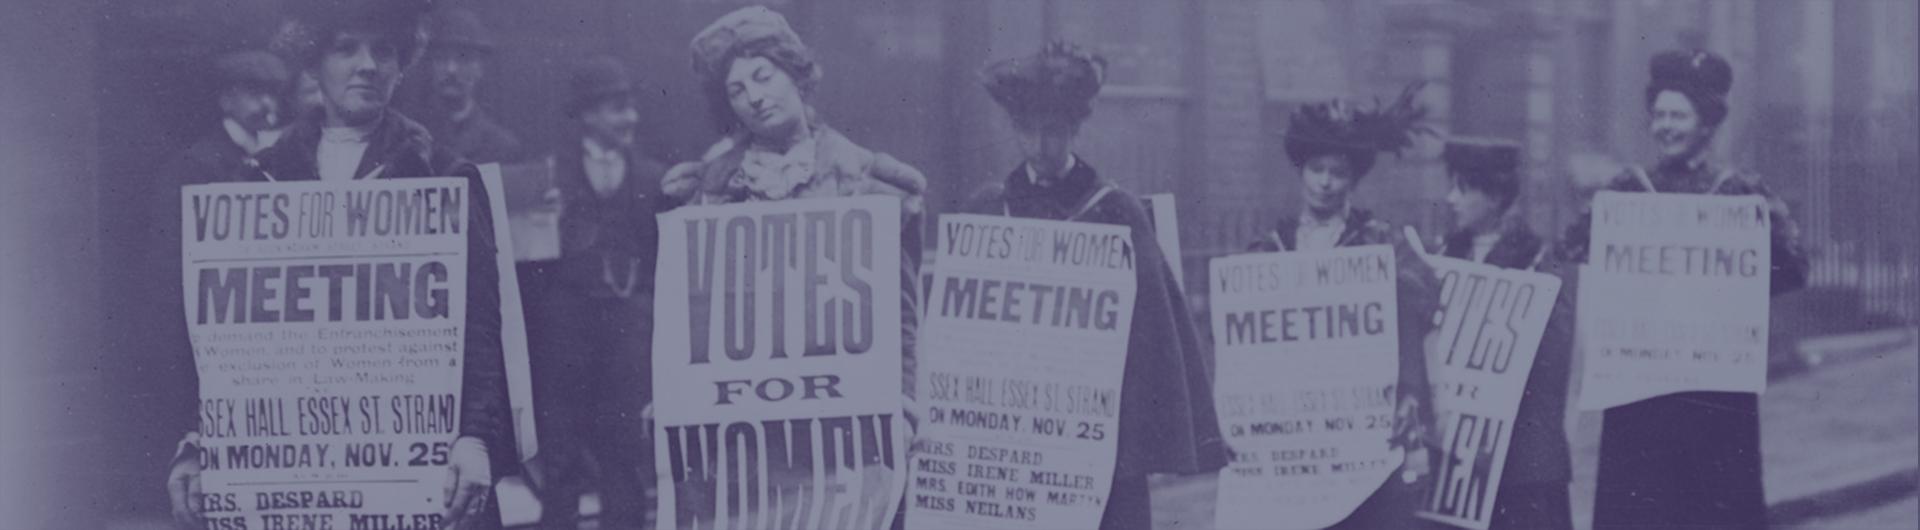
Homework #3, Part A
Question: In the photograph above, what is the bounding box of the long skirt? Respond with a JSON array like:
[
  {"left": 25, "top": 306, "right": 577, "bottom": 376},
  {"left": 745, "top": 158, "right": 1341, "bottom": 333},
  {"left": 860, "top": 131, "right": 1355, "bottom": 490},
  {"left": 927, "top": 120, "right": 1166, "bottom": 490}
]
[{"left": 1593, "top": 391, "right": 1766, "bottom": 529}]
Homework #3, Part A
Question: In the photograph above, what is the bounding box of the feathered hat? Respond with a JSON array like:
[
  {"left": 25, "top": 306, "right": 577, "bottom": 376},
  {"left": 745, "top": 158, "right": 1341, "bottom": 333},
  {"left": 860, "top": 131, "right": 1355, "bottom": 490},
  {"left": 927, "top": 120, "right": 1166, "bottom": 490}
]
[{"left": 1283, "top": 82, "right": 1433, "bottom": 178}]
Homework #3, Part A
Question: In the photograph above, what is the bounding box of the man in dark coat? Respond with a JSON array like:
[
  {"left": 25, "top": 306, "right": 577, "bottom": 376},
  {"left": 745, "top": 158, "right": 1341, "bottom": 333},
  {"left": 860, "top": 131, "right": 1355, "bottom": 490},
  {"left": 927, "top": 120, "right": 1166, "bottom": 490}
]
[
  {"left": 165, "top": 2, "right": 511, "bottom": 528},
  {"left": 1430, "top": 138, "right": 1572, "bottom": 530},
  {"left": 528, "top": 55, "right": 669, "bottom": 530},
  {"left": 1246, "top": 84, "right": 1441, "bottom": 529},
  {"left": 168, "top": 50, "right": 292, "bottom": 184},
  {"left": 146, "top": 50, "right": 294, "bottom": 438},
  {"left": 1557, "top": 50, "right": 1808, "bottom": 530},
  {"left": 414, "top": 7, "right": 523, "bottom": 164},
  {"left": 966, "top": 41, "right": 1228, "bottom": 530}
]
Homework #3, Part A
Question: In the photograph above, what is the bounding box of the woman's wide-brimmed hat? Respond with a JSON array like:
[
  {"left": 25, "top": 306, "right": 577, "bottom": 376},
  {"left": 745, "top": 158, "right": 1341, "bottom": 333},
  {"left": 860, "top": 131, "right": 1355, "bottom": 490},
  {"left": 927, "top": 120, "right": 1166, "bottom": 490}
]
[
  {"left": 980, "top": 40, "right": 1107, "bottom": 127},
  {"left": 1282, "top": 82, "right": 1432, "bottom": 178}
]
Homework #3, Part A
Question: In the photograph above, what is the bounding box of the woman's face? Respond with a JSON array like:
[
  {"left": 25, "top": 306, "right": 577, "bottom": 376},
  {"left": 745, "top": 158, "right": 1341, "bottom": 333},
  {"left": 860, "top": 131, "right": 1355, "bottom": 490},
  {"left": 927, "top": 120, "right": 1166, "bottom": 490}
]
[
  {"left": 579, "top": 98, "right": 639, "bottom": 148},
  {"left": 1446, "top": 176, "right": 1503, "bottom": 233},
  {"left": 726, "top": 56, "right": 807, "bottom": 141},
  {"left": 1649, "top": 90, "right": 1712, "bottom": 162},
  {"left": 1012, "top": 115, "right": 1078, "bottom": 181},
  {"left": 314, "top": 30, "right": 404, "bottom": 127},
  {"left": 1300, "top": 154, "right": 1357, "bottom": 214}
]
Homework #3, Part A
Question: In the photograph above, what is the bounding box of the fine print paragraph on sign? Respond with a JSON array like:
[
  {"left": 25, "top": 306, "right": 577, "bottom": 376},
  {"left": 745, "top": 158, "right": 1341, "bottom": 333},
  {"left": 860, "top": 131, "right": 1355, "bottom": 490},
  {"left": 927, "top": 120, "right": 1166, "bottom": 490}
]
[
  {"left": 182, "top": 178, "right": 471, "bottom": 530},
  {"left": 1577, "top": 191, "right": 1772, "bottom": 410},
  {"left": 907, "top": 214, "right": 1137, "bottom": 529},
  {"left": 1209, "top": 245, "right": 1403, "bottom": 530}
]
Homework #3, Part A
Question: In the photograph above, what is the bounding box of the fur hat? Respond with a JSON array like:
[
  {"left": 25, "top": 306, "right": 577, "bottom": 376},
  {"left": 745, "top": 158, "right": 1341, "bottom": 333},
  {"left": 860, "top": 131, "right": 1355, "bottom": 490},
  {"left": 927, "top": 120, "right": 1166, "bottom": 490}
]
[{"left": 689, "top": 6, "right": 819, "bottom": 86}]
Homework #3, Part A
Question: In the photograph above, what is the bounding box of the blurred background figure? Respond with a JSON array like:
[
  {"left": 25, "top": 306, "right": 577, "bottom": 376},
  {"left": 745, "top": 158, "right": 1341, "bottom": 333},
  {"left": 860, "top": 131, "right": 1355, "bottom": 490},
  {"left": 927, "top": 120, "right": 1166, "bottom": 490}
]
[
  {"left": 527, "top": 55, "right": 665, "bottom": 530},
  {"left": 413, "top": 6, "right": 523, "bottom": 164},
  {"left": 172, "top": 50, "right": 290, "bottom": 180}
]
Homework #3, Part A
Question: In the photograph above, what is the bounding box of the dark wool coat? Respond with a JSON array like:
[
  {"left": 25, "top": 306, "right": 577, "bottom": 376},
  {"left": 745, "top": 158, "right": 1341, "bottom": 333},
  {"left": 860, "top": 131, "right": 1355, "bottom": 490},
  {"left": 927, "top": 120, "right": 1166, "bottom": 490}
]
[
  {"left": 551, "top": 139, "right": 672, "bottom": 300},
  {"left": 1439, "top": 222, "right": 1575, "bottom": 530},
  {"left": 224, "top": 109, "right": 514, "bottom": 467},
  {"left": 1247, "top": 206, "right": 1442, "bottom": 529},
  {"left": 421, "top": 107, "right": 524, "bottom": 165},
  {"left": 964, "top": 159, "right": 1229, "bottom": 478},
  {"left": 1558, "top": 159, "right": 1808, "bottom": 529}
]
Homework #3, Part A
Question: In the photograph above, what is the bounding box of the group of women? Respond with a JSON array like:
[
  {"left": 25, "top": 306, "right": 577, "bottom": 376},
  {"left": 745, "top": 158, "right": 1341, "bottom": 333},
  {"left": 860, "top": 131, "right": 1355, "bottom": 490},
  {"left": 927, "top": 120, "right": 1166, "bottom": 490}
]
[
  {"left": 656, "top": 6, "right": 1808, "bottom": 530},
  {"left": 166, "top": 3, "right": 1808, "bottom": 529}
]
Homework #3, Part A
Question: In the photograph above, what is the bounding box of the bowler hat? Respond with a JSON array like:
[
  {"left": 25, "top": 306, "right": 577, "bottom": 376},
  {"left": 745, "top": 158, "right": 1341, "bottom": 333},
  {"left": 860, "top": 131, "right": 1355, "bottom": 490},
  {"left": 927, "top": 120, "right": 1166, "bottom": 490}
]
[
  {"left": 428, "top": 7, "right": 495, "bottom": 54},
  {"left": 214, "top": 50, "right": 291, "bottom": 92},
  {"left": 568, "top": 56, "right": 635, "bottom": 116}
]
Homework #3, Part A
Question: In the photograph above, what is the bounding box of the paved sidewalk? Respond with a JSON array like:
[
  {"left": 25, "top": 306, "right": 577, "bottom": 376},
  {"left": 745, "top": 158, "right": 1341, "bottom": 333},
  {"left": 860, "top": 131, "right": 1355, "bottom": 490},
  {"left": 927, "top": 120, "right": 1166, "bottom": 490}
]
[{"left": 1148, "top": 342, "right": 1919, "bottom": 530}]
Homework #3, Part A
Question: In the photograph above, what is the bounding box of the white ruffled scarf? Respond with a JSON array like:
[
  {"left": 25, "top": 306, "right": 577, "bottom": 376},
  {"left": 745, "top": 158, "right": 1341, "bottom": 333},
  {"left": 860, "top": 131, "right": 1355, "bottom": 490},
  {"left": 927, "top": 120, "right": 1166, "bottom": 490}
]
[{"left": 736, "top": 134, "right": 818, "bottom": 200}]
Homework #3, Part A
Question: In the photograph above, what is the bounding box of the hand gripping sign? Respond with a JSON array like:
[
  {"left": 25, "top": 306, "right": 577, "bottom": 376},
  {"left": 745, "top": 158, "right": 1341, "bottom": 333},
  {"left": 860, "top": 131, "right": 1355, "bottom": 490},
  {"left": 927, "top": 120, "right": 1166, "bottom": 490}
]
[
  {"left": 1576, "top": 191, "right": 1771, "bottom": 410},
  {"left": 651, "top": 196, "right": 910, "bottom": 530}
]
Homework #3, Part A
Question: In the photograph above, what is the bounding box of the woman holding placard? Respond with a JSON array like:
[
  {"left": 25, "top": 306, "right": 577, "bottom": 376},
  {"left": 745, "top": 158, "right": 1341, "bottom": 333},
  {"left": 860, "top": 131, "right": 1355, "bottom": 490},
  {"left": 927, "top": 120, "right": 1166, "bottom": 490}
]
[
  {"left": 1556, "top": 49, "right": 1810, "bottom": 529},
  {"left": 959, "top": 41, "right": 1228, "bottom": 530},
  {"left": 1245, "top": 85, "right": 1442, "bottom": 529},
  {"left": 1432, "top": 138, "right": 1573, "bottom": 530}
]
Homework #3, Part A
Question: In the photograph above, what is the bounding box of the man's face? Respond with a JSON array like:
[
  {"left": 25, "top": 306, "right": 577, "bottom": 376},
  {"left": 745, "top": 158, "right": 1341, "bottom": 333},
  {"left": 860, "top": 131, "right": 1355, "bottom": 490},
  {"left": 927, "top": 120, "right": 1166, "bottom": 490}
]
[
  {"left": 219, "top": 85, "right": 280, "bottom": 133},
  {"left": 1445, "top": 176, "right": 1503, "bottom": 233},
  {"left": 725, "top": 56, "right": 806, "bottom": 140},
  {"left": 1012, "top": 116, "right": 1077, "bottom": 180},
  {"left": 579, "top": 98, "right": 638, "bottom": 148},
  {"left": 314, "top": 30, "right": 404, "bottom": 126},
  {"left": 1300, "top": 154, "right": 1357, "bottom": 214},
  {"left": 1649, "top": 90, "right": 1711, "bottom": 162},
  {"left": 427, "top": 46, "right": 484, "bottom": 103}
]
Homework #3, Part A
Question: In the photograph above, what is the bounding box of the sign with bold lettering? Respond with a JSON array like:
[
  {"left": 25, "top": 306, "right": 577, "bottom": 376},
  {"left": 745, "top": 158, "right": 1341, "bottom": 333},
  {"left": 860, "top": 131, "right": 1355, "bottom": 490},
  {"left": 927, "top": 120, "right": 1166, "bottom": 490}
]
[
  {"left": 1577, "top": 192, "right": 1771, "bottom": 410},
  {"left": 652, "top": 196, "right": 909, "bottom": 530},
  {"left": 181, "top": 178, "right": 470, "bottom": 530},
  {"left": 906, "top": 214, "right": 1136, "bottom": 529},
  {"left": 1415, "top": 256, "right": 1561, "bottom": 529},
  {"left": 1210, "top": 245, "right": 1401, "bottom": 530}
]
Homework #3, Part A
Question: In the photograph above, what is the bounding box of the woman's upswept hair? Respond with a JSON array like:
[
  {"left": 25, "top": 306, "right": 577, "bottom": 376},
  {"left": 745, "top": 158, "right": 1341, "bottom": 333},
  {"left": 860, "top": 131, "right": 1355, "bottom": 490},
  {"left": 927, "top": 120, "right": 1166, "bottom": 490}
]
[
  {"left": 1283, "top": 82, "right": 1433, "bottom": 179},
  {"left": 1645, "top": 49, "right": 1732, "bottom": 127},
  {"left": 269, "top": 0, "right": 432, "bottom": 71}
]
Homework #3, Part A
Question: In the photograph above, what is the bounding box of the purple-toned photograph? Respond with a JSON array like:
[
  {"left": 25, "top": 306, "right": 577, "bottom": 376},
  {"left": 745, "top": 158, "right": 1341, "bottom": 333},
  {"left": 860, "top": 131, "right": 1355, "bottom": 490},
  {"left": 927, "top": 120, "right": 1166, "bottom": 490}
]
[{"left": 1, "top": 1, "right": 1915, "bottom": 529}]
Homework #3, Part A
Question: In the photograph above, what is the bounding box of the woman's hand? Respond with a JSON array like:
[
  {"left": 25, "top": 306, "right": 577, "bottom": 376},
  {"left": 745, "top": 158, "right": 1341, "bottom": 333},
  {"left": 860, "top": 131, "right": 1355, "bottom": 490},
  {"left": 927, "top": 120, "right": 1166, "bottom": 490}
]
[
  {"left": 166, "top": 455, "right": 205, "bottom": 528},
  {"left": 439, "top": 437, "right": 493, "bottom": 529}
]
